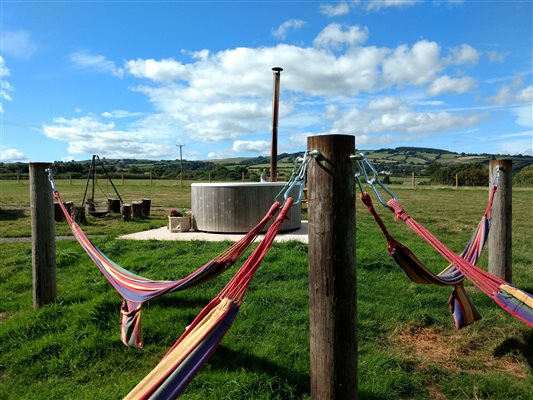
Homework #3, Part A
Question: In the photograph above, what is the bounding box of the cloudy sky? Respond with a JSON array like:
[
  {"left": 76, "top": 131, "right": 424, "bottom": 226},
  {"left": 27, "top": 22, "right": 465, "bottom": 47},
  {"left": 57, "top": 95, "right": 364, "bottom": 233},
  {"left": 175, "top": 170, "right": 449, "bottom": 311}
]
[{"left": 1, "top": 0, "right": 532, "bottom": 163}]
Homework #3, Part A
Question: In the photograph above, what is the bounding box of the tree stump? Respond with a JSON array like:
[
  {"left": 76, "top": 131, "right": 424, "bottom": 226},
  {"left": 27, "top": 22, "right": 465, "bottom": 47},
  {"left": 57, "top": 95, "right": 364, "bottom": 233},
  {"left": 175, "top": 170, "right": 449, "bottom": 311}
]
[
  {"left": 71, "top": 206, "right": 87, "bottom": 224},
  {"left": 64, "top": 201, "right": 74, "bottom": 216},
  {"left": 132, "top": 201, "right": 144, "bottom": 219},
  {"left": 108, "top": 198, "right": 121, "bottom": 213},
  {"left": 142, "top": 199, "right": 151, "bottom": 216},
  {"left": 54, "top": 202, "right": 65, "bottom": 222},
  {"left": 54, "top": 201, "right": 74, "bottom": 222},
  {"left": 121, "top": 204, "right": 132, "bottom": 221}
]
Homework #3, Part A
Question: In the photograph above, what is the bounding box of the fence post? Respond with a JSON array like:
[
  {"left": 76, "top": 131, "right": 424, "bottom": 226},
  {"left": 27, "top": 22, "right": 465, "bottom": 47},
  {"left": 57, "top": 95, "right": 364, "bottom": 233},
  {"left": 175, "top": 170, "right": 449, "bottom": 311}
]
[
  {"left": 455, "top": 173, "right": 459, "bottom": 189},
  {"left": 29, "top": 162, "right": 56, "bottom": 309},
  {"left": 411, "top": 171, "right": 415, "bottom": 188},
  {"left": 307, "top": 134, "right": 356, "bottom": 400},
  {"left": 488, "top": 159, "right": 512, "bottom": 282}
]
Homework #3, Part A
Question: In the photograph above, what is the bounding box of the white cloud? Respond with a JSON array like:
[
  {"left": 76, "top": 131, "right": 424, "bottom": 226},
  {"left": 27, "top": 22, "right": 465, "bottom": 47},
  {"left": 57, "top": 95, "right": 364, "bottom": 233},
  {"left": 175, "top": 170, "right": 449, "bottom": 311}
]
[
  {"left": 366, "top": 0, "right": 417, "bottom": 11},
  {"left": 313, "top": 23, "right": 369, "bottom": 49},
  {"left": 497, "top": 139, "right": 533, "bottom": 156},
  {"left": 487, "top": 76, "right": 532, "bottom": 105},
  {"left": 47, "top": 31, "right": 491, "bottom": 158},
  {"left": 272, "top": 19, "right": 306, "bottom": 40},
  {"left": 486, "top": 50, "right": 509, "bottom": 63},
  {"left": 69, "top": 51, "right": 124, "bottom": 77},
  {"left": 382, "top": 40, "right": 442, "bottom": 86},
  {"left": 367, "top": 96, "right": 405, "bottom": 111},
  {"left": 101, "top": 110, "right": 143, "bottom": 119},
  {"left": 427, "top": 75, "right": 477, "bottom": 96},
  {"left": 319, "top": 2, "right": 351, "bottom": 17},
  {"left": 1, "top": 30, "right": 37, "bottom": 60},
  {"left": 327, "top": 97, "right": 482, "bottom": 145},
  {"left": 42, "top": 114, "right": 174, "bottom": 159},
  {"left": 232, "top": 140, "right": 270, "bottom": 154},
  {"left": 447, "top": 44, "right": 480, "bottom": 65},
  {"left": 0, "top": 147, "right": 28, "bottom": 163},
  {"left": 512, "top": 106, "right": 533, "bottom": 128},
  {"left": 0, "top": 57, "right": 13, "bottom": 112},
  {"left": 125, "top": 58, "right": 188, "bottom": 83}
]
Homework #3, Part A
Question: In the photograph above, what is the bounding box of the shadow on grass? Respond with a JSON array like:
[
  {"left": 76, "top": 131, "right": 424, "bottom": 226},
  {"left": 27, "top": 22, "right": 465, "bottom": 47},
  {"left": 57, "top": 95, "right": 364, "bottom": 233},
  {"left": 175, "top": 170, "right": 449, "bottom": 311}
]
[
  {"left": 210, "top": 346, "right": 310, "bottom": 396},
  {"left": 0, "top": 208, "right": 26, "bottom": 221},
  {"left": 209, "top": 346, "right": 391, "bottom": 399},
  {"left": 493, "top": 330, "right": 533, "bottom": 369}
]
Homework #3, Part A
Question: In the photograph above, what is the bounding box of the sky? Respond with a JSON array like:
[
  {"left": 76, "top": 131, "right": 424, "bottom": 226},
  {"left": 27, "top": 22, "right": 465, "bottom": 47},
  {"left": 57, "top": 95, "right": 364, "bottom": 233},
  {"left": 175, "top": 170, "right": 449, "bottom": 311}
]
[{"left": 0, "top": 0, "right": 532, "bottom": 163}]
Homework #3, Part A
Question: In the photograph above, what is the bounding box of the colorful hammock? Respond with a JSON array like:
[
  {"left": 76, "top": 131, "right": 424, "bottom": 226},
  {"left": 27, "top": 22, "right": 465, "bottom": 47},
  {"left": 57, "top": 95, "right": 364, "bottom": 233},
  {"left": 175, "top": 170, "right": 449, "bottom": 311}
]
[
  {"left": 124, "top": 198, "right": 294, "bottom": 399},
  {"left": 52, "top": 184, "right": 280, "bottom": 348},
  {"left": 359, "top": 185, "right": 496, "bottom": 328},
  {"left": 386, "top": 197, "right": 533, "bottom": 329}
]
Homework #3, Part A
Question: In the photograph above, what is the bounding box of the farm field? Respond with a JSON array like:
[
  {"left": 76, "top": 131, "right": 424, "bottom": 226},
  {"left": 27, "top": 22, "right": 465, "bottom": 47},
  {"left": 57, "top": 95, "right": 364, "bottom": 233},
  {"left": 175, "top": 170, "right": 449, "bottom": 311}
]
[{"left": 0, "top": 180, "right": 532, "bottom": 399}]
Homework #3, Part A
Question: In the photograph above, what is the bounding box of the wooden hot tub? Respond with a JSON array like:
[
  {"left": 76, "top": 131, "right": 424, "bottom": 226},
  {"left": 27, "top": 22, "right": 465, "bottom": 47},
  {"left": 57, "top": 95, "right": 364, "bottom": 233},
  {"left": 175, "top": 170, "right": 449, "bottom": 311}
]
[{"left": 191, "top": 182, "right": 301, "bottom": 233}]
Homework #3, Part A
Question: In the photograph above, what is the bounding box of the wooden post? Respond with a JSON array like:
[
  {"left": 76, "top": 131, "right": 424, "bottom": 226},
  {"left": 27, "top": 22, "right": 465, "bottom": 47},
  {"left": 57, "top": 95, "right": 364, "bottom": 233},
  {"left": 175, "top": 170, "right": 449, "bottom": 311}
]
[
  {"left": 150, "top": 171, "right": 153, "bottom": 186},
  {"left": 29, "top": 162, "right": 56, "bottom": 309},
  {"left": 411, "top": 171, "right": 415, "bottom": 188},
  {"left": 307, "top": 134, "right": 356, "bottom": 400},
  {"left": 242, "top": 171, "right": 245, "bottom": 182},
  {"left": 488, "top": 159, "right": 512, "bottom": 282},
  {"left": 208, "top": 173, "right": 212, "bottom": 183},
  {"left": 455, "top": 173, "right": 459, "bottom": 189},
  {"left": 69, "top": 173, "right": 72, "bottom": 185}
]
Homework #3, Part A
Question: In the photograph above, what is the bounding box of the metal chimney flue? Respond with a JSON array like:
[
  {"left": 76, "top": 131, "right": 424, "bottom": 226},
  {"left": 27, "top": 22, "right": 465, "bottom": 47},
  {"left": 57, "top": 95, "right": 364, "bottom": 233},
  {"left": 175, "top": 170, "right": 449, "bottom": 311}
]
[{"left": 270, "top": 67, "right": 283, "bottom": 182}]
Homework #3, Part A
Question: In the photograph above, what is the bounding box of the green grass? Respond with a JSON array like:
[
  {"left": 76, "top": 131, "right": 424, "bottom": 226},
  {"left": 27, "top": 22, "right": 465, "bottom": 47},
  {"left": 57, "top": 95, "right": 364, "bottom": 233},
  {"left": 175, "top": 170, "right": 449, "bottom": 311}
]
[{"left": 0, "top": 183, "right": 532, "bottom": 399}]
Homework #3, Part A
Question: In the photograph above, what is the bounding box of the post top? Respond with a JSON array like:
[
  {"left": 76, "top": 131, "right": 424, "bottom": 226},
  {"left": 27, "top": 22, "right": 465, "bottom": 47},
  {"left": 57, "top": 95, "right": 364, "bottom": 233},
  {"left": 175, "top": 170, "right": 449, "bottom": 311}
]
[
  {"left": 272, "top": 67, "right": 283, "bottom": 72},
  {"left": 29, "top": 162, "right": 52, "bottom": 167}
]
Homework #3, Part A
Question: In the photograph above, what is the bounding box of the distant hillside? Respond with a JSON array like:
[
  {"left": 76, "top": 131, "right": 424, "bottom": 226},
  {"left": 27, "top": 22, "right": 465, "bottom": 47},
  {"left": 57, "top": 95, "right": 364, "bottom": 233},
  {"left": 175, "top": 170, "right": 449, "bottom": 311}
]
[{"left": 1, "top": 147, "right": 532, "bottom": 180}]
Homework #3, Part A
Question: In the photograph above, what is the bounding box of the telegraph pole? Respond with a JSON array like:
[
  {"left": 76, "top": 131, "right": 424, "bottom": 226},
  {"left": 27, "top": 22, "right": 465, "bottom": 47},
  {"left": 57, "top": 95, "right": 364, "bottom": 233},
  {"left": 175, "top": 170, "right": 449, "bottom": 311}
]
[{"left": 176, "top": 144, "right": 185, "bottom": 186}]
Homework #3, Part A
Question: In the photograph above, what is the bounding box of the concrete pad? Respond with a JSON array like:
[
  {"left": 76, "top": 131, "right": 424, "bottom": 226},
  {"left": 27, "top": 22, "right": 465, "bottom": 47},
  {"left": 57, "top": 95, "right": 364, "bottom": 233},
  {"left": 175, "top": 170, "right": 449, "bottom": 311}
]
[{"left": 119, "top": 221, "right": 308, "bottom": 244}]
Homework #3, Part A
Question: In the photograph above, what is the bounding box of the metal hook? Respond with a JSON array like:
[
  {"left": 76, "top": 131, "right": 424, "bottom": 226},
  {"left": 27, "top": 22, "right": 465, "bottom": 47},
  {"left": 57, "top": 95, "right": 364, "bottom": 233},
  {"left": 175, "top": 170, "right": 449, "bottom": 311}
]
[{"left": 353, "top": 154, "right": 397, "bottom": 207}]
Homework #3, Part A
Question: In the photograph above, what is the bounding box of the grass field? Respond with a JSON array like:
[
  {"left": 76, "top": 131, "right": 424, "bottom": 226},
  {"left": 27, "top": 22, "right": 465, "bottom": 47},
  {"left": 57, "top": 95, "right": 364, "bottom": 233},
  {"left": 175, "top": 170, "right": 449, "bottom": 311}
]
[{"left": 0, "top": 179, "right": 532, "bottom": 399}]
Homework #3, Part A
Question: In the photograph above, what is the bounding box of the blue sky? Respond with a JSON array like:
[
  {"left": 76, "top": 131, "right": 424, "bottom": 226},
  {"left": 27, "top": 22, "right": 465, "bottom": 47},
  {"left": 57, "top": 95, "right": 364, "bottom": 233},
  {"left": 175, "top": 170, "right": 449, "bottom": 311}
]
[{"left": 1, "top": 0, "right": 532, "bottom": 163}]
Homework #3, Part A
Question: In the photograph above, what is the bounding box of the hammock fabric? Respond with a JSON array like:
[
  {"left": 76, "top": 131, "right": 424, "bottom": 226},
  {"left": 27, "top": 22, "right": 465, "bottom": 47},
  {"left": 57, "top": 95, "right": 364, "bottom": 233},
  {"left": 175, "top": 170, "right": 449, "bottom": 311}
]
[
  {"left": 124, "top": 198, "right": 294, "bottom": 400},
  {"left": 385, "top": 196, "right": 533, "bottom": 329},
  {"left": 359, "top": 186, "right": 496, "bottom": 328},
  {"left": 53, "top": 188, "right": 281, "bottom": 348}
]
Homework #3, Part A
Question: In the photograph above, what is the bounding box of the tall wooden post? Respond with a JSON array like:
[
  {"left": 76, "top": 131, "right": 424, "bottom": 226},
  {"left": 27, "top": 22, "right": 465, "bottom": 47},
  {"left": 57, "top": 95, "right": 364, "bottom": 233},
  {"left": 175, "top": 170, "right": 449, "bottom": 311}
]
[
  {"left": 307, "top": 134, "right": 356, "bottom": 400},
  {"left": 411, "top": 171, "right": 415, "bottom": 188},
  {"left": 488, "top": 159, "right": 512, "bottom": 282},
  {"left": 455, "top": 173, "right": 459, "bottom": 189},
  {"left": 29, "top": 163, "right": 56, "bottom": 309}
]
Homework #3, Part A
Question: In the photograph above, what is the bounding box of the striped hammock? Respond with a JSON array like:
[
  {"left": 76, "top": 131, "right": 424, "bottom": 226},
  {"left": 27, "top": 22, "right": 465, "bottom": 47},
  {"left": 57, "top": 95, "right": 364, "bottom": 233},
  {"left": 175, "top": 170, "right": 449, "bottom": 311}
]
[
  {"left": 359, "top": 186, "right": 497, "bottom": 328},
  {"left": 385, "top": 193, "right": 533, "bottom": 329},
  {"left": 53, "top": 187, "right": 281, "bottom": 348},
  {"left": 124, "top": 198, "right": 294, "bottom": 399}
]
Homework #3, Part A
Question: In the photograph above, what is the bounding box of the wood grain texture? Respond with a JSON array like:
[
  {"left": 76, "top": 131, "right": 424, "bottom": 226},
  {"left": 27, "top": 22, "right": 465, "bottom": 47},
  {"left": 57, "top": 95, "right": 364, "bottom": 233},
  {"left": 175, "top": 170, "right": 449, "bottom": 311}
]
[
  {"left": 30, "top": 162, "right": 56, "bottom": 309},
  {"left": 488, "top": 159, "right": 512, "bottom": 282},
  {"left": 307, "top": 135, "right": 357, "bottom": 400},
  {"left": 191, "top": 183, "right": 301, "bottom": 233}
]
